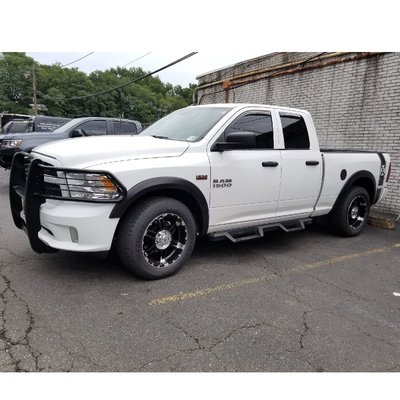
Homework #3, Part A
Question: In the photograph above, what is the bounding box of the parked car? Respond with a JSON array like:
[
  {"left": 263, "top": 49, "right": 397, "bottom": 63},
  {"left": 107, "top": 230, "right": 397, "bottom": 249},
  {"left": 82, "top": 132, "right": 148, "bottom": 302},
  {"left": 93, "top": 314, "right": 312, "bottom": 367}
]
[
  {"left": 0, "top": 113, "right": 31, "bottom": 131},
  {"left": 9, "top": 104, "right": 391, "bottom": 279},
  {"left": 1, "top": 116, "right": 71, "bottom": 134},
  {"left": 0, "top": 116, "right": 142, "bottom": 168},
  {"left": 2, "top": 120, "right": 31, "bottom": 134}
]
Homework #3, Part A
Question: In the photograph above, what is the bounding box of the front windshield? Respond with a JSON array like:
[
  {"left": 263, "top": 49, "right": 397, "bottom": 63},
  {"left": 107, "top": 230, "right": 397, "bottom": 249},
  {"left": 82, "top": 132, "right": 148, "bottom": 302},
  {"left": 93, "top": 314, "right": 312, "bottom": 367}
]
[
  {"left": 52, "top": 119, "right": 81, "bottom": 133},
  {"left": 140, "top": 106, "right": 231, "bottom": 142}
]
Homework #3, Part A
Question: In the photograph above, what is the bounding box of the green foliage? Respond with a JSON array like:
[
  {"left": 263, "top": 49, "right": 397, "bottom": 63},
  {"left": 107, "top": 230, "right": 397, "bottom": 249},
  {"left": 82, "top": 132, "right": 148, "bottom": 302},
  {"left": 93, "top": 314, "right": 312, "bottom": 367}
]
[
  {"left": 0, "top": 53, "right": 197, "bottom": 123},
  {"left": 0, "top": 52, "right": 36, "bottom": 114}
]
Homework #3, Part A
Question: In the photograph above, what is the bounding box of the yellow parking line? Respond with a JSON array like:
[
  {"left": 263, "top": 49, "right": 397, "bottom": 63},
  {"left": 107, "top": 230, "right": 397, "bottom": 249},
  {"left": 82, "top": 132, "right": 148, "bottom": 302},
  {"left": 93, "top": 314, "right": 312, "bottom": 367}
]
[{"left": 149, "top": 243, "right": 400, "bottom": 306}]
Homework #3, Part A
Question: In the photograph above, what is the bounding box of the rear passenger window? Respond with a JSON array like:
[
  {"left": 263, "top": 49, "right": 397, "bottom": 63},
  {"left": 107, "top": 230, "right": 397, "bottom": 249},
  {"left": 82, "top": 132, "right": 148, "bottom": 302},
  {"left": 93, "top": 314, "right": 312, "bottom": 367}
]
[
  {"left": 125, "top": 122, "right": 137, "bottom": 134},
  {"left": 280, "top": 114, "right": 310, "bottom": 149},
  {"left": 225, "top": 113, "right": 274, "bottom": 149},
  {"left": 114, "top": 121, "right": 137, "bottom": 134}
]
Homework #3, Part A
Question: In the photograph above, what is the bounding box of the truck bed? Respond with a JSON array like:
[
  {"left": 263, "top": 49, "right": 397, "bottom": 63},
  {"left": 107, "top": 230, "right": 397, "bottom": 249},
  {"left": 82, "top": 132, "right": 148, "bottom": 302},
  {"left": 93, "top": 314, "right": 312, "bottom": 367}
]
[{"left": 312, "top": 149, "right": 389, "bottom": 217}]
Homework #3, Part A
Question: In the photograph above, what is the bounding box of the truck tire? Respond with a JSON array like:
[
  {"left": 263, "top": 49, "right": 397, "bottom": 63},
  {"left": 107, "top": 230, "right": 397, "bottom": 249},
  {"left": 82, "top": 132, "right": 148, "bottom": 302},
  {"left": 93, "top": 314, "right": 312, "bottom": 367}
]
[
  {"left": 117, "top": 196, "right": 197, "bottom": 279},
  {"left": 329, "top": 186, "right": 370, "bottom": 237}
]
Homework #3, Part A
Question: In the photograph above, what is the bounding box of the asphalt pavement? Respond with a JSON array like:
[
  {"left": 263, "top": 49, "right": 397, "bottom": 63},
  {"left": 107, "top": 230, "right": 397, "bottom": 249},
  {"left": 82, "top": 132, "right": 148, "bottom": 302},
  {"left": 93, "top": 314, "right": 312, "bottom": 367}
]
[{"left": 1, "top": 168, "right": 399, "bottom": 372}]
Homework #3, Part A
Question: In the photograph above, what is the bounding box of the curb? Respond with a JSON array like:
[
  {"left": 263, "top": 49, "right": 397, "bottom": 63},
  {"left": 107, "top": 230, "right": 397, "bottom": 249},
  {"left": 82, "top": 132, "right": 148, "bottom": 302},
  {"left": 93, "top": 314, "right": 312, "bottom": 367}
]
[{"left": 368, "top": 210, "right": 399, "bottom": 230}]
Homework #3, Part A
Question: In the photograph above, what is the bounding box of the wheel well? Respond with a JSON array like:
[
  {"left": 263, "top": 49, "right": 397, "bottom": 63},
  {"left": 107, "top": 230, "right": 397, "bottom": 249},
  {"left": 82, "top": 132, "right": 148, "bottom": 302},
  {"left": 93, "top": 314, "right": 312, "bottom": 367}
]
[
  {"left": 351, "top": 177, "right": 375, "bottom": 203},
  {"left": 330, "top": 172, "right": 376, "bottom": 214},
  {"left": 115, "top": 189, "right": 207, "bottom": 236},
  {"left": 142, "top": 189, "right": 204, "bottom": 232}
]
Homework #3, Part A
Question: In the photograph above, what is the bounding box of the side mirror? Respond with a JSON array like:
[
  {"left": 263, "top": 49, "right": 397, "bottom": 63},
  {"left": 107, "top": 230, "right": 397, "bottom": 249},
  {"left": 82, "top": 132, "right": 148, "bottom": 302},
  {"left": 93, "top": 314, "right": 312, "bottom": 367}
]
[
  {"left": 70, "top": 129, "right": 84, "bottom": 138},
  {"left": 212, "top": 131, "right": 257, "bottom": 151}
]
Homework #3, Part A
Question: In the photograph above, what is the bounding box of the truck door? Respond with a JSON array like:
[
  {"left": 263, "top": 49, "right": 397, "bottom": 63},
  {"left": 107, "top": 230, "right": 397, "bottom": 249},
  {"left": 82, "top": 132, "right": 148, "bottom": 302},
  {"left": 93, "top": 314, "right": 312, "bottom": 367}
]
[
  {"left": 276, "top": 112, "right": 322, "bottom": 218},
  {"left": 208, "top": 111, "right": 281, "bottom": 229}
]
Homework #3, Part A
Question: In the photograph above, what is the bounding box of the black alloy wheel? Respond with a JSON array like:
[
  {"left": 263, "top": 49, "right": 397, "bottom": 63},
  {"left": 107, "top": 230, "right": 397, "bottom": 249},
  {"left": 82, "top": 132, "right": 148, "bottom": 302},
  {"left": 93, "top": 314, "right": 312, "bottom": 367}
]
[
  {"left": 347, "top": 195, "right": 368, "bottom": 231},
  {"left": 117, "top": 196, "right": 197, "bottom": 279},
  {"left": 142, "top": 212, "right": 188, "bottom": 268},
  {"left": 329, "top": 186, "right": 370, "bottom": 237}
]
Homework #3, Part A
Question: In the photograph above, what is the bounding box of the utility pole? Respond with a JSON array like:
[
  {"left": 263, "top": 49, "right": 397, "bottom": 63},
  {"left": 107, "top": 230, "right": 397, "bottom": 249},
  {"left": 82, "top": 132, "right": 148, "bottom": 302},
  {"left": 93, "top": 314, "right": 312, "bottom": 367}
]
[{"left": 32, "top": 64, "right": 38, "bottom": 115}]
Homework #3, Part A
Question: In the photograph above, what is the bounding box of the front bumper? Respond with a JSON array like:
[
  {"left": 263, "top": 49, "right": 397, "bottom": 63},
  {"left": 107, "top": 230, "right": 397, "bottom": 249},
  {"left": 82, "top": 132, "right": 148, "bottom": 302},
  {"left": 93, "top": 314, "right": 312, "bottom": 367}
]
[
  {"left": 38, "top": 200, "right": 118, "bottom": 252},
  {"left": 9, "top": 153, "right": 120, "bottom": 253}
]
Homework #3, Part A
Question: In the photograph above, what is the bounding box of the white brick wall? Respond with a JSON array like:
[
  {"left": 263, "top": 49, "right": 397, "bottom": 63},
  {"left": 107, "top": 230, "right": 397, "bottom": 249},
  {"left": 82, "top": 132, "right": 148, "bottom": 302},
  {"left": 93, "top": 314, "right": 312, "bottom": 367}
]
[{"left": 197, "top": 52, "right": 400, "bottom": 215}]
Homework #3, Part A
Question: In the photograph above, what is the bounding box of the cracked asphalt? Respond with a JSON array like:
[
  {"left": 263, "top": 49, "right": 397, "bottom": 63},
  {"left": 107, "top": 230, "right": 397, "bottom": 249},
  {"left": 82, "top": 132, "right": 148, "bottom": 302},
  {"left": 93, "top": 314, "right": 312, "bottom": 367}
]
[{"left": 1, "top": 168, "right": 400, "bottom": 372}]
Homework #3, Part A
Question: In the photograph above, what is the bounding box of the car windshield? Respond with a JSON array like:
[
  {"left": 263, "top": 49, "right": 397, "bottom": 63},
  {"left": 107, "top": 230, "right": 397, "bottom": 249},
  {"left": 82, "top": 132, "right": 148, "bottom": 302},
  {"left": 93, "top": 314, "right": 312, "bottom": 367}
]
[
  {"left": 52, "top": 119, "right": 82, "bottom": 133},
  {"left": 140, "top": 107, "right": 231, "bottom": 142}
]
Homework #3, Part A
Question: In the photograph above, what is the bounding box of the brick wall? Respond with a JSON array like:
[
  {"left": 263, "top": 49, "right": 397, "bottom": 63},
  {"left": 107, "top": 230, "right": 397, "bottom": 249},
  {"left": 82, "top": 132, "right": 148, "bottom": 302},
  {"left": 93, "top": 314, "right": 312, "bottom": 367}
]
[{"left": 196, "top": 52, "right": 400, "bottom": 215}]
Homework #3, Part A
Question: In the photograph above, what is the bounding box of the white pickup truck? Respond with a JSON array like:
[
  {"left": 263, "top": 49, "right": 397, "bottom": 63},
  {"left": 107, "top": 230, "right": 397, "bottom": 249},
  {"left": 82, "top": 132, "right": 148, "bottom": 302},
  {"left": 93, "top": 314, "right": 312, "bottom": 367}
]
[{"left": 9, "top": 104, "right": 391, "bottom": 279}]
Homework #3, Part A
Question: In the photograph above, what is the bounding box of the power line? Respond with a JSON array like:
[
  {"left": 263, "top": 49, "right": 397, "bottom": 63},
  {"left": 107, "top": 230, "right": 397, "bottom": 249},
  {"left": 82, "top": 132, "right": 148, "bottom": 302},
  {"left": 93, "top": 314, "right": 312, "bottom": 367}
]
[
  {"left": 67, "top": 51, "right": 198, "bottom": 101},
  {"left": 122, "top": 52, "right": 152, "bottom": 68},
  {"left": 62, "top": 52, "right": 94, "bottom": 67}
]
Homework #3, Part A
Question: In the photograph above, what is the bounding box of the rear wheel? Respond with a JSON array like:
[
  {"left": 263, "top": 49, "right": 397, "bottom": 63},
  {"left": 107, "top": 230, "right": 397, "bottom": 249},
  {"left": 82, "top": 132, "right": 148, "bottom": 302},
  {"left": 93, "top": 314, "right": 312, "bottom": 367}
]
[
  {"left": 117, "top": 196, "right": 197, "bottom": 279},
  {"left": 329, "top": 186, "right": 370, "bottom": 236}
]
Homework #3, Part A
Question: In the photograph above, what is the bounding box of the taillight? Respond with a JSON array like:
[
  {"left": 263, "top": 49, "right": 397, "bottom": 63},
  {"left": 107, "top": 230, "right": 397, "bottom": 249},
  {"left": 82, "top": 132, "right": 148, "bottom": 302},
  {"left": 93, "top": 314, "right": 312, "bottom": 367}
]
[{"left": 386, "top": 162, "right": 392, "bottom": 182}]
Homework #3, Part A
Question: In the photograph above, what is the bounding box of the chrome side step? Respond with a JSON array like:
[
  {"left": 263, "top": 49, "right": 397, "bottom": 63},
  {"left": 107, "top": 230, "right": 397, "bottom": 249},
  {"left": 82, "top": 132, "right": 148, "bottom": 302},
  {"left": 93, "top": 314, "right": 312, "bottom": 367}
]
[{"left": 209, "top": 218, "right": 312, "bottom": 243}]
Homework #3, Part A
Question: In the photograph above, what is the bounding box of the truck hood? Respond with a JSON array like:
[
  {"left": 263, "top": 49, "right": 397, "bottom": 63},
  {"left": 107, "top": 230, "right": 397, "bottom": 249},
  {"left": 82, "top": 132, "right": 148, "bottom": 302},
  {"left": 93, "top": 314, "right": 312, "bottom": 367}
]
[
  {"left": 0, "top": 131, "right": 54, "bottom": 140},
  {"left": 32, "top": 135, "right": 189, "bottom": 167}
]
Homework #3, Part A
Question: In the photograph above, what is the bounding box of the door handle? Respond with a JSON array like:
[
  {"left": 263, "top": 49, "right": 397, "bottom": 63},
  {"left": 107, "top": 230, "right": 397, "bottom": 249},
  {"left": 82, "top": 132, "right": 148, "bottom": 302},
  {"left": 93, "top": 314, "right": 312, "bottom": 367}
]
[
  {"left": 262, "top": 161, "right": 279, "bottom": 167},
  {"left": 306, "top": 161, "right": 320, "bottom": 166}
]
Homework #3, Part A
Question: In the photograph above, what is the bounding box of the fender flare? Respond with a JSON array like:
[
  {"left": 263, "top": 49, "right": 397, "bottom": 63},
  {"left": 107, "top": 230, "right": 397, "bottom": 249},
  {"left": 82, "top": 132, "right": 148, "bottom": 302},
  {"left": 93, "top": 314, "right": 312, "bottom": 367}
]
[
  {"left": 331, "top": 170, "right": 377, "bottom": 212},
  {"left": 109, "top": 177, "right": 209, "bottom": 235}
]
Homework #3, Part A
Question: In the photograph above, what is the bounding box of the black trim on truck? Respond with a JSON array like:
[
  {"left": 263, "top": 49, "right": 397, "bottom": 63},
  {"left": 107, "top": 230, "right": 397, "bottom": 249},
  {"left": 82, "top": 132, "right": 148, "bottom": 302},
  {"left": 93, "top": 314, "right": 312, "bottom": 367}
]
[
  {"left": 377, "top": 152, "right": 386, "bottom": 185},
  {"left": 330, "top": 170, "right": 377, "bottom": 213},
  {"left": 9, "top": 153, "right": 58, "bottom": 253},
  {"left": 320, "top": 149, "right": 384, "bottom": 153},
  {"left": 0, "top": 147, "right": 18, "bottom": 168},
  {"left": 375, "top": 152, "right": 387, "bottom": 202},
  {"left": 110, "top": 177, "right": 210, "bottom": 235}
]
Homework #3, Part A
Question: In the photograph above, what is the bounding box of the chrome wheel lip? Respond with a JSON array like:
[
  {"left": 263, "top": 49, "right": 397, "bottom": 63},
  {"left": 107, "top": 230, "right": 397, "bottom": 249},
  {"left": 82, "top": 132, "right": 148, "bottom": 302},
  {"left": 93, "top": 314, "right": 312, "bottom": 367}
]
[
  {"left": 347, "top": 195, "right": 367, "bottom": 229},
  {"left": 142, "top": 212, "right": 187, "bottom": 268}
]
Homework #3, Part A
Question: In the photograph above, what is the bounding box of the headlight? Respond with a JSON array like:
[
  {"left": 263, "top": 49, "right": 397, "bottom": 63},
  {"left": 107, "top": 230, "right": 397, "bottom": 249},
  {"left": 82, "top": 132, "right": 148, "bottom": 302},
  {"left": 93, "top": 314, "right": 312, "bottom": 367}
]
[
  {"left": 2, "top": 139, "right": 23, "bottom": 147},
  {"left": 41, "top": 168, "right": 125, "bottom": 202}
]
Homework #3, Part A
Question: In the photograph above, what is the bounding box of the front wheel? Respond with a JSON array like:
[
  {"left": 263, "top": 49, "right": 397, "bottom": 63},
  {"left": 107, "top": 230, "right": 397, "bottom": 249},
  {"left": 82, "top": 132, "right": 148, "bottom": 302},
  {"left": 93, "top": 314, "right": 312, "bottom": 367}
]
[
  {"left": 117, "top": 196, "right": 197, "bottom": 279},
  {"left": 329, "top": 186, "right": 370, "bottom": 237}
]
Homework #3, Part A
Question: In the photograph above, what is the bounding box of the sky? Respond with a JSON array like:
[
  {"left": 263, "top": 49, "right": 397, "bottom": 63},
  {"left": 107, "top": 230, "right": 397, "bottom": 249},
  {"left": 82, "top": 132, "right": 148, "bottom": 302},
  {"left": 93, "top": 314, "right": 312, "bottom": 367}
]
[
  {"left": 26, "top": 50, "right": 269, "bottom": 87},
  {"left": 4, "top": 0, "right": 398, "bottom": 91}
]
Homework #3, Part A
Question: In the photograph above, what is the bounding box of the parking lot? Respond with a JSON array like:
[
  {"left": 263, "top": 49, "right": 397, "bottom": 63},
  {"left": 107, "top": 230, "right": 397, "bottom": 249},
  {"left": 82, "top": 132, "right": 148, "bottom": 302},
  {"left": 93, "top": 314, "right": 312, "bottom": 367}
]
[{"left": 0, "top": 168, "right": 399, "bottom": 372}]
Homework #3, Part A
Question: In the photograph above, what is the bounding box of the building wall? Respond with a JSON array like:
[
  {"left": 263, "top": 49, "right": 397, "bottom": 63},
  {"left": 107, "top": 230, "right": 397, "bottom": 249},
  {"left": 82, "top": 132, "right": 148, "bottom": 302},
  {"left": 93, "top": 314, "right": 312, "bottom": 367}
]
[{"left": 196, "top": 52, "right": 400, "bottom": 215}]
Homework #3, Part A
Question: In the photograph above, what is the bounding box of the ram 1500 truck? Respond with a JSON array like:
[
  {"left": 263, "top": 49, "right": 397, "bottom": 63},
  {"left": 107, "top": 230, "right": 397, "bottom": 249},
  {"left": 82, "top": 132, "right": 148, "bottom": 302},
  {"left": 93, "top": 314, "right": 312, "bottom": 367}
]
[{"left": 9, "top": 104, "right": 391, "bottom": 279}]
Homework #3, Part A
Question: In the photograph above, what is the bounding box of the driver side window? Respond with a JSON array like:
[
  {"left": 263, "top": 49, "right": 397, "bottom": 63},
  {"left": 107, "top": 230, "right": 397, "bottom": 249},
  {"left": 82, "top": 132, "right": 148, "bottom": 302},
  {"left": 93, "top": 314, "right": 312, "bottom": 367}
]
[
  {"left": 224, "top": 113, "right": 274, "bottom": 149},
  {"left": 76, "top": 120, "right": 107, "bottom": 135}
]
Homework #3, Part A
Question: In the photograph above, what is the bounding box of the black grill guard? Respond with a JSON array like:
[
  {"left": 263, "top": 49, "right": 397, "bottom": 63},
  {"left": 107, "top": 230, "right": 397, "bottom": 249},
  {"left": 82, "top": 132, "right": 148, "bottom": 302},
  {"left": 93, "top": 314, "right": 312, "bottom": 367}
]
[
  {"left": 9, "top": 152, "right": 57, "bottom": 253},
  {"left": 0, "top": 147, "right": 18, "bottom": 169},
  {"left": 9, "top": 152, "right": 126, "bottom": 254}
]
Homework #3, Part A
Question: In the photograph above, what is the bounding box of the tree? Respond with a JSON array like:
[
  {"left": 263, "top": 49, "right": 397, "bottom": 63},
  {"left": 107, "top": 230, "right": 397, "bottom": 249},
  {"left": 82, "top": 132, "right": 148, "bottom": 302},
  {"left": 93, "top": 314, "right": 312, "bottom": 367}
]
[
  {"left": 174, "top": 83, "right": 197, "bottom": 104},
  {"left": 0, "top": 53, "right": 197, "bottom": 123},
  {"left": 0, "top": 52, "right": 36, "bottom": 114}
]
